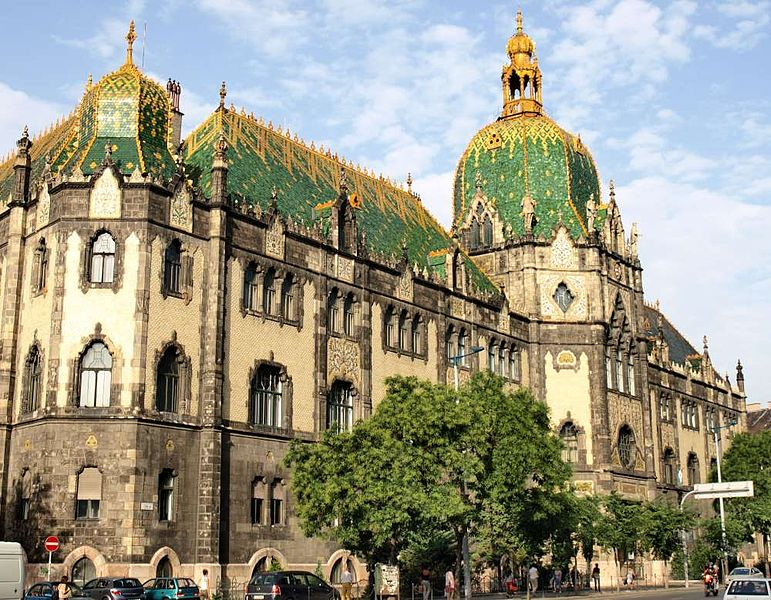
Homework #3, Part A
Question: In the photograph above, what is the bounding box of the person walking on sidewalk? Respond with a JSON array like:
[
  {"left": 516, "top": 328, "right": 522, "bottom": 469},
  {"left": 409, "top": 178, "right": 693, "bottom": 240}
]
[
  {"left": 528, "top": 565, "right": 539, "bottom": 593},
  {"left": 340, "top": 565, "right": 353, "bottom": 600},
  {"left": 421, "top": 566, "right": 431, "bottom": 600},
  {"left": 592, "top": 564, "right": 600, "bottom": 592},
  {"left": 444, "top": 569, "right": 456, "bottom": 600},
  {"left": 553, "top": 567, "right": 562, "bottom": 593}
]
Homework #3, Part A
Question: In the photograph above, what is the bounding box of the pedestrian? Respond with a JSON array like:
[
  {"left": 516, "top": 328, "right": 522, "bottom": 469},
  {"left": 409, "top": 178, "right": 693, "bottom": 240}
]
[
  {"left": 57, "top": 576, "right": 73, "bottom": 600},
  {"left": 591, "top": 563, "right": 600, "bottom": 592},
  {"left": 341, "top": 564, "right": 353, "bottom": 600},
  {"left": 553, "top": 567, "right": 562, "bottom": 593},
  {"left": 198, "top": 569, "right": 210, "bottom": 600},
  {"left": 528, "top": 565, "right": 539, "bottom": 593},
  {"left": 421, "top": 566, "right": 431, "bottom": 600},
  {"left": 445, "top": 569, "right": 455, "bottom": 600}
]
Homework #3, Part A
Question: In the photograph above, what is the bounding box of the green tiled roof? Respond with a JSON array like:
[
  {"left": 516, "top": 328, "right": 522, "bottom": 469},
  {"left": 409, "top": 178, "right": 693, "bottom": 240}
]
[
  {"left": 453, "top": 114, "right": 602, "bottom": 240},
  {"left": 643, "top": 304, "right": 698, "bottom": 366},
  {"left": 184, "top": 109, "right": 500, "bottom": 298}
]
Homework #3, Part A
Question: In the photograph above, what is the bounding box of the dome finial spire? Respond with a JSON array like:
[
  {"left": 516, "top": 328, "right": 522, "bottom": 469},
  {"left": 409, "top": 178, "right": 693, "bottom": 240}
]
[
  {"left": 502, "top": 9, "right": 542, "bottom": 117},
  {"left": 125, "top": 20, "right": 137, "bottom": 65},
  {"left": 516, "top": 8, "right": 523, "bottom": 34}
]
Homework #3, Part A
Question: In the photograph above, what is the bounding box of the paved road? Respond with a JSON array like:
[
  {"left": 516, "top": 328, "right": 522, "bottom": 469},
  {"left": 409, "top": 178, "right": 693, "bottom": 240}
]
[{"left": 507, "top": 588, "right": 710, "bottom": 600}]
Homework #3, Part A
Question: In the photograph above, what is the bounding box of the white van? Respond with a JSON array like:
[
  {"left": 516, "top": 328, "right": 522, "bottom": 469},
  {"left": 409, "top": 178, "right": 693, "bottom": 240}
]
[{"left": 0, "top": 542, "right": 25, "bottom": 600}]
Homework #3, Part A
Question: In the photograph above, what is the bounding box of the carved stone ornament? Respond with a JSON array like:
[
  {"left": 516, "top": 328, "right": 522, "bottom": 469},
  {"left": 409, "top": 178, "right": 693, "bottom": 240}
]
[
  {"left": 89, "top": 168, "right": 122, "bottom": 219},
  {"left": 540, "top": 274, "right": 587, "bottom": 318},
  {"left": 556, "top": 350, "right": 577, "bottom": 368},
  {"left": 327, "top": 336, "right": 360, "bottom": 386},
  {"left": 550, "top": 228, "right": 576, "bottom": 269},
  {"left": 85, "top": 434, "right": 98, "bottom": 449},
  {"left": 37, "top": 184, "right": 51, "bottom": 229},
  {"left": 451, "top": 298, "right": 465, "bottom": 318},
  {"left": 397, "top": 271, "right": 412, "bottom": 302},
  {"left": 265, "top": 219, "right": 285, "bottom": 259},
  {"left": 337, "top": 256, "right": 354, "bottom": 283},
  {"left": 170, "top": 184, "right": 193, "bottom": 232}
]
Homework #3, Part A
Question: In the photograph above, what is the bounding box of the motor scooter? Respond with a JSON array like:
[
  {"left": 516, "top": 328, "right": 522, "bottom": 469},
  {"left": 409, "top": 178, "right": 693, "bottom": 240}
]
[{"left": 703, "top": 572, "right": 719, "bottom": 596}]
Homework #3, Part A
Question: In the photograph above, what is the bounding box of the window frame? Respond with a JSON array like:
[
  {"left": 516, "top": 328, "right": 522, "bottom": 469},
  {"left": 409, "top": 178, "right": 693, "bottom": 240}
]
[
  {"left": 88, "top": 232, "right": 116, "bottom": 285},
  {"left": 243, "top": 262, "right": 260, "bottom": 312},
  {"left": 156, "top": 346, "right": 181, "bottom": 413},
  {"left": 618, "top": 426, "right": 636, "bottom": 469},
  {"left": 249, "top": 365, "right": 283, "bottom": 428},
  {"left": 158, "top": 469, "right": 176, "bottom": 522},
  {"left": 77, "top": 341, "right": 113, "bottom": 408},
  {"left": 163, "top": 240, "right": 183, "bottom": 296},
  {"left": 327, "top": 381, "right": 354, "bottom": 434}
]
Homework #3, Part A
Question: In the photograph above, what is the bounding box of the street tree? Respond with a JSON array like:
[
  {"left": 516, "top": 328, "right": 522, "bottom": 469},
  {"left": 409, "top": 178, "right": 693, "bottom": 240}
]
[
  {"left": 595, "top": 492, "right": 649, "bottom": 591},
  {"left": 721, "top": 431, "right": 771, "bottom": 574},
  {"left": 641, "top": 499, "right": 695, "bottom": 587}
]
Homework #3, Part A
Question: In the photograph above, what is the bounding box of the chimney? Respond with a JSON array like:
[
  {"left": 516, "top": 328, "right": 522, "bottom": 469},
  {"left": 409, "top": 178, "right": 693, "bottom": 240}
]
[
  {"left": 167, "top": 79, "right": 183, "bottom": 150},
  {"left": 12, "top": 126, "right": 32, "bottom": 206}
]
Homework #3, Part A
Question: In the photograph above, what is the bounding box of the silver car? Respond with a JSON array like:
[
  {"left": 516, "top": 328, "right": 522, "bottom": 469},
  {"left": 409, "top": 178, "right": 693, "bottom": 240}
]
[
  {"left": 723, "top": 579, "right": 770, "bottom": 600},
  {"left": 727, "top": 568, "right": 766, "bottom": 586}
]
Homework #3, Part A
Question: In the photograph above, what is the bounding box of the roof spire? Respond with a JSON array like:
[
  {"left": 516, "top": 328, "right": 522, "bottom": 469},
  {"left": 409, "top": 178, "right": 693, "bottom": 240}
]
[
  {"left": 407, "top": 172, "right": 413, "bottom": 193},
  {"left": 219, "top": 81, "right": 227, "bottom": 110},
  {"left": 502, "top": 9, "right": 541, "bottom": 117},
  {"left": 516, "top": 8, "right": 523, "bottom": 33},
  {"left": 126, "top": 20, "right": 137, "bottom": 66}
]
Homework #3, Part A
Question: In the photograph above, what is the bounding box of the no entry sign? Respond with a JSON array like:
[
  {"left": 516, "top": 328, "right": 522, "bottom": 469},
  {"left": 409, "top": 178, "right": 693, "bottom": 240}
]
[{"left": 43, "top": 536, "right": 59, "bottom": 552}]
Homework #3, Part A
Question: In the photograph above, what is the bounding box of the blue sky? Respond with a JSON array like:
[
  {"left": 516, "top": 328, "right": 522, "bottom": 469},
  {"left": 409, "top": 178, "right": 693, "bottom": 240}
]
[{"left": 1, "top": 0, "right": 769, "bottom": 402}]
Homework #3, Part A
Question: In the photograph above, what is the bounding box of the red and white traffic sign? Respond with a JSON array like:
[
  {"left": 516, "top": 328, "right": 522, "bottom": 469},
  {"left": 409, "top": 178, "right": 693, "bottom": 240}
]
[{"left": 43, "top": 536, "right": 59, "bottom": 552}]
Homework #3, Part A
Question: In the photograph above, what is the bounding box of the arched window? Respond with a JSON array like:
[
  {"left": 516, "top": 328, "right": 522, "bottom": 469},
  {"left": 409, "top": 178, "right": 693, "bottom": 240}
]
[
  {"left": 158, "top": 469, "right": 176, "bottom": 522},
  {"left": 384, "top": 306, "right": 396, "bottom": 348},
  {"left": 89, "top": 232, "right": 116, "bottom": 284},
  {"left": 470, "top": 218, "right": 480, "bottom": 249},
  {"left": 663, "top": 447, "right": 676, "bottom": 485},
  {"left": 243, "top": 262, "right": 259, "bottom": 311},
  {"left": 618, "top": 426, "right": 635, "bottom": 469},
  {"left": 560, "top": 422, "right": 579, "bottom": 463},
  {"left": 328, "top": 289, "right": 340, "bottom": 334},
  {"left": 458, "top": 329, "right": 468, "bottom": 365},
  {"left": 281, "top": 273, "right": 296, "bottom": 321},
  {"left": 343, "top": 293, "right": 355, "bottom": 336},
  {"left": 627, "top": 346, "right": 636, "bottom": 396},
  {"left": 327, "top": 381, "right": 354, "bottom": 434},
  {"left": 156, "top": 346, "right": 181, "bottom": 413},
  {"left": 605, "top": 350, "right": 613, "bottom": 389},
  {"left": 23, "top": 345, "right": 43, "bottom": 413},
  {"left": 263, "top": 268, "right": 277, "bottom": 315},
  {"left": 616, "top": 349, "right": 624, "bottom": 393},
  {"left": 398, "top": 310, "right": 409, "bottom": 351},
  {"left": 687, "top": 453, "right": 700, "bottom": 485},
  {"left": 76, "top": 467, "right": 102, "bottom": 519},
  {"left": 411, "top": 315, "right": 423, "bottom": 355},
  {"left": 270, "top": 479, "right": 285, "bottom": 525},
  {"left": 32, "top": 238, "right": 48, "bottom": 294},
  {"left": 78, "top": 342, "right": 112, "bottom": 407},
  {"left": 508, "top": 347, "right": 520, "bottom": 381},
  {"left": 488, "top": 342, "right": 497, "bottom": 373},
  {"left": 659, "top": 394, "right": 671, "bottom": 422},
  {"left": 250, "top": 365, "right": 282, "bottom": 427},
  {"left": 331, "top": 557, "right": 355, "bottom": 584},
  {"left": 251, "top": 477, "right": 266, "bottom": 524},
  {"left": 446, "top": 326, "right": 456, "bottom": 362},
  {"left": 156, "top": 556, "right": 173, "bottom": 578},
  {"left": 498, "top": 344, "right": 507, "bottom": 375},
  {"left": 72, "top": 556, "right": 96, "bottom": 587},
  {"left": 164, "top": 240, "right": 182, "bottom": 294},
  {"left": 483, "top": 214, "right": 493, "bottom": 246}
]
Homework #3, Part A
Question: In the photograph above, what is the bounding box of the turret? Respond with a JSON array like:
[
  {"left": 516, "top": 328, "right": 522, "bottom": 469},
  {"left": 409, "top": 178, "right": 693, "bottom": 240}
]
[
  {"left": 501, "top": 10, "right": 542, "bottom": 117},
  {"left": 736, "top": 359, "right": 745, "bottom": 393},
  {"left": 11, "top": 126, "right": 32, "bottom": 206},
  {"left": 167, "top": 79, "right": 184, "bottom": 150}
]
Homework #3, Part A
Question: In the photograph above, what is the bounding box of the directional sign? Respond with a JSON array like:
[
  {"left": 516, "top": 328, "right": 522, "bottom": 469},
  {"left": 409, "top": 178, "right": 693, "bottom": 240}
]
[
  {"left": 43, "top": 536, "right": 59, "bottom": 552},
  {"left": 693, "top": 481, "right": 754, "bottom": 499}
]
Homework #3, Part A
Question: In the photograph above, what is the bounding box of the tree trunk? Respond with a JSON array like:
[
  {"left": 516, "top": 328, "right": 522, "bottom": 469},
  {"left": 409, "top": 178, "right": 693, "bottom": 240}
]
[
  {"left": 765, "top": 532, "right": 770, "bottom": 578},
  {"left": 664, "top": 559, "right": 669, "bottom": 589},
  {"left": 455, "top": 530, "right": 463, "bottom": 600},
  {"left": 614, "top": 550, "right": 621, "bottom": 593}
]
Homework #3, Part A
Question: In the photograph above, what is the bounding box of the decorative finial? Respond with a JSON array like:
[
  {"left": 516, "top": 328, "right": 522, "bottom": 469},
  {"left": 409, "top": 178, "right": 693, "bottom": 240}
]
[
  {"left": 407, "top": 172, "right": 413, "bottom": 193},
  {"left": 214, "top": 134, "right": 228, "bottom": 161},
  {"left": 703, "top": 335, "right": 709, "bottom": 353},
  {"left": 516, "top": 9, "right": 523, "bottom": 33},
  {"left": 339, "top": 166, "right": 348, "bottom": 193},
  {"left": 104, "top": 141, "right": 113, "bottom": 161},
  {"left": 22, "top": 125, "right": 29, "bottom": 139},
  {"left": 126, "top": 20, "right": 137, "bottom": 65},
  {"left": 609, "top": 179, "right": 616, "bottom": 202},
  {"left": 86, "top": 74, "right": 93, "bottom": 91},
  {"left": 219, "top": 81, "right": 227, "bottom": 109},
  {"left": 475, "top": 171, "right": 482, "bottom": 192},
  {"left": 271, "top": 185, "right": 278, "bottom": 201}
]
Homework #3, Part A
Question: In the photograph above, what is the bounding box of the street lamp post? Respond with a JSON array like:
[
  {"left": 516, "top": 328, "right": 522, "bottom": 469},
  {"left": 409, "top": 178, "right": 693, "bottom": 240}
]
[
  {"left": 711, "top": 419, "right": 738, "bottom": 582},
  {"left": 450, "top": 345, "right": 484, "bottom": 600}
]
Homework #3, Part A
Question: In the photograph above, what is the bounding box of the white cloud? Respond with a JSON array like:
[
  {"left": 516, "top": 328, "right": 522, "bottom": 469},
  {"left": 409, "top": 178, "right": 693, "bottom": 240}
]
[
  {"left": 0, "top": 83, "right": 66, "bottom": 159},
  {"left": 694, "top": 0, "right": 771, "bottom": 50}
]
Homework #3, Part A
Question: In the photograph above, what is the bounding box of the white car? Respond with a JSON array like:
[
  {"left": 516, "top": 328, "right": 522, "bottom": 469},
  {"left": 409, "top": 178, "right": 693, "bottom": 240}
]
[
  {"left": 727, "top": 568, "right": 766, "bottom": 585},
  {"left": 723, "top": 579, "right": 771, "bottom": 600}
]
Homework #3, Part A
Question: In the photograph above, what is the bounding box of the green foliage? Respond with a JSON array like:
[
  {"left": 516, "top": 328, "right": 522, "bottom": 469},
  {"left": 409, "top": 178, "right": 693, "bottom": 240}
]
[
  {"left": 267, "top": 558, "right": 282, "bottom": 572},
  {"left": 643, "top": 499, "right": 695, "bottom": 563},
  {"left": 314, "top": 561, "right": 326, "bottom": 582},
  {"left": 721, "top": 432, "right": 771, "bottom": 537}
]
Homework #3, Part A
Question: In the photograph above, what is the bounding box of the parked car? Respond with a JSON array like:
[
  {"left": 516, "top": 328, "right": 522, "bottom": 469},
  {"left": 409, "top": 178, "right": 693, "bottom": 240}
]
[
  {"left": 245, "top": 571, "right": 339, "bottom": 600},
  {"left": 142, "top": 579, "right": 199, "bottom": 600},
  {"left": 727, "top": 569, "right": 766, "bottom": 585},
  {"left": 23, "top": 582, "right": 89, "bottom": 600},
  {"left": 80, "top": 578, "right": 145, "bottom": 600},
  {"left": 723, "top": 579, "right": 771, "bottom": 600}
]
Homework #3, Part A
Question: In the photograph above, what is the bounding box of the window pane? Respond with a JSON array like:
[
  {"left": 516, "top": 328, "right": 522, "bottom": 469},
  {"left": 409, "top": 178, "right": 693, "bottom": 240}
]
[
  {"left": 95, "top": 370, "right": 111, "bottom": 407},
  {"left": 80, "top": 371, "right": 96, "bottom": 407},
  {"left": 103, "top": 255, "right": 114, "bottom": 283}
]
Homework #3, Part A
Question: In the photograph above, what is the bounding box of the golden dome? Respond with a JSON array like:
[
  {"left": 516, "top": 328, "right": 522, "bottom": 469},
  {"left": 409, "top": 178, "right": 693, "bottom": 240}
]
[{"left": 506, "top": 10, "right": 535, "bottom": 59}]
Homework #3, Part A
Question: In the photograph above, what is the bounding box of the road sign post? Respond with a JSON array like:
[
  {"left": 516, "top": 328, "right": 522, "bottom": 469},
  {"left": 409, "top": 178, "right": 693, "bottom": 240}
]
[{"left": 44, "top": 536, "right": 59, "bottom": 578}]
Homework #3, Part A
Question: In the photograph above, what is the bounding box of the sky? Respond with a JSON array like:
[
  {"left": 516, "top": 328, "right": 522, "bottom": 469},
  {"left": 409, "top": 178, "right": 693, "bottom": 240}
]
[{"left": 0, "top": 0, "right": 769, "bottom": 402}]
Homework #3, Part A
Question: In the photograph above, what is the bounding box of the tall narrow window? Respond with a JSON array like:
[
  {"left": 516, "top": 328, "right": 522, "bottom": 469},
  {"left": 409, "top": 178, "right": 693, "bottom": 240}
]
[
  {"left": 328, "top": 290, "right": 340, "bottom": 334},
  {"left": 606, "top": 351, "right": 613, "bottom": 389},
  {"left": 483, "top": 214, "right": 493, "bottom": 246},
  {"left": 627, "top": 351, "right": 636, "bottom": 396},
  {"left": 509, "top": 347, "right": 520, "bottom": 381},
  {"left": 32, "top": 238, "right": 48, "bottom": 294},
  {"left": 164, "top": 240, "right": 182, "bottom": 294},
  {"left": 89, "top": 232, "right": 116, "bottom": 284},
  {"left": 618, "top": 426, "right": 635, "bottom": 469},
  {"left": 470, "top": 218, "right": 480, "bottom": 249},
  {"left": 446, "top": 327, "right": 456, "bottom": 363},
  {"left": 158, "top": 469, "right": 175, "bottom": 522},
  {"left": 385, "top": 307, "right": 396, "bottom": 348},
  {"left": 458, "top": 329, "right": 468, "bottom": 365},
  {"left": 250, "top": 365, "right": 282, "bottom": 427},
  {"left": 251, "top": 477, "right": 266, "bottom": 525},
  {"left": 23, "top": 345, "right": 43, "bottom": 413},
  {"left": 281, "top": 274, "right": 296, "bottom": 321},
  {"left": 156, "top": 346, "right": 180, "bottom": 413},
  {"left": 270, "top": 479, "right": 285, "bottom": 525},
  {"left": 663, "top": 448, "right": 676, "bottom": 485},
  {"left": 488, "top": 343, "right": 496, "bottom": 373},
  {"left": 687, "top": 453, "right": 700, "bottom": 485},
  {"left": 411, "top": 316, "right": 422, "bottom": 355},
  {"left": 79, "top": 342, "right": 112, "bottom": 407},
  {"left": 243, "top": 263, "right": 259, "bottom": 311},
  {"left": 76, "top": 467, "right": 101, "bottom": 519},
  {"left": 327, "top": 381, "right": 354, "bottom": 434},
  {"left": 616, "top": 350, "right": 624, "bottom": 393},
  {"left": 263, "top": 268, "right": 277, "bottom": 315},
  {"left": 499, "top": 345, "right": 507, "bottom": 376},
  {"left": 560, "top": 422, "right": 579, "bottom": 463},
  {"left": 398, "top": 310, "right": 409, "bottom": 351},
  {"left": 343, "top": 293, "right": 355, "bottom": 336}
]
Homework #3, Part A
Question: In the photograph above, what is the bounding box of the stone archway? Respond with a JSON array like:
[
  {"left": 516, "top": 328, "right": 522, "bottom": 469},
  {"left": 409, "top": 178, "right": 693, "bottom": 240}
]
[
  {"left": 247, "top": 548, "right": 288, "bottom": 578},
  {"left": 149, "top": 547, "right": 182, "bottom": 578},
  {"left": 62, "top": 546, "right": 107, "bottom": 580}
]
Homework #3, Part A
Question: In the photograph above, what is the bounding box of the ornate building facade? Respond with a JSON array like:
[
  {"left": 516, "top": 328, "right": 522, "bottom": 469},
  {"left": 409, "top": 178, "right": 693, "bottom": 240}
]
[{"left": 0, "top": 16, "right": 747, "bottom": 586}]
